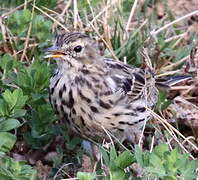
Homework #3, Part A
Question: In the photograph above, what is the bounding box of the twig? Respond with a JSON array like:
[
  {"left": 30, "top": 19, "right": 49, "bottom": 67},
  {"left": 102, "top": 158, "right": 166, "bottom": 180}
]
[
  {"left": 58, "top": 0, "right": 72, "bottom": 22},
  {"left": 125, "top": 0, "right": 139, "bottom": 35},
  {"left": 174, "top": 96, "right": 198, "bottom": 110},
  {"left": 150, "top": 136, "right": 155, "bottom": 153},
  {"left": 16, "top": 43, "right": 39, "bottom": 55},
  {"left": 102, "top": 0, "right": 113, "bottom": 51},
  {"left": 165, "top": 32, "right": 187, "bottom": 43},
  {"left": 100, "top": 126, "right": 129, "bottom": 151},
  {"left": 42, "top": 1, "right": 72, "bottom": 31},
  {"left": 0, "top": 17, "right": 7, "bottom": 41},
  {"left": 20, "top": 0, "right": 35, "bottom": 61},
  {"left": 101, "top": 126, "right": 115, "bottom": 149},
  {"left": 150, "top": 10, "right": 198, "bottom": 37},
  {"left": 182, "top": 136, "right": 196, "bottom": 145},
  {"left": 87, "top": 0, "right": 96, "bottom": 24},
  {"left": 161, "top": 55, "right": 190, "bottom": 72},
  {"left": 32, "top": 5, "right": 69, "bottom": 31},
  {"left": 53, "top": 163, "right": 73, "bottom": 180},
  {"left": 154, "top": 111, "right": 195, "bottom": 159},
  {"left": 149, "top": 109, "right": 198, "bottom": 153},
  {"left": 141, "top": 47, "right": 153, "bottom": 70},
  {"left": 170, "top": 86, "right": 193, "bottom": 90},
  {"left": 156, "top": 70, "right": 181, "bottom": 77},
  {"left": 5, "top": 29, "right": 18, "bottom": 58},
  {"left": 138, "top": 115, "right": 147, "bottom": 147},
  {"left": 89, "top": 22, "right": 119, "bottom": 61},
  {"left": 42, "top": 6, "right": 63, "bottom": 17},
  {"left": 167, "top": 123, "right": 194, "bottom": 159},
  {"left": 73, "top": 0, "right": 78, "bottom": 30},
  {"left": 2, "top": 0, "right": 33, "bottom": 17},
  {"left": 89, "top": 4, "right": 111, "bottom": 26},
  {"left": 4, "top": 36, "right": 35, "bottom": 41},
  {"left": 24, "top": 0, "right": 28, "bottom": 9}
]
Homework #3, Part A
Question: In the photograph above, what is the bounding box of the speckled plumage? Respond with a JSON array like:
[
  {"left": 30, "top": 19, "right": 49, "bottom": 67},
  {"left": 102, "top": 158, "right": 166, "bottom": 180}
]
[{"left": 48, "top": 32, "right": 159, "bottom": 144}]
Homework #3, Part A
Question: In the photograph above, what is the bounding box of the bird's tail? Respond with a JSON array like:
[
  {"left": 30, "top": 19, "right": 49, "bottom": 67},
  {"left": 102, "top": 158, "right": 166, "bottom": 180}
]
[{"left": 155, "top": 75, "right": 191, "bottom": 89}]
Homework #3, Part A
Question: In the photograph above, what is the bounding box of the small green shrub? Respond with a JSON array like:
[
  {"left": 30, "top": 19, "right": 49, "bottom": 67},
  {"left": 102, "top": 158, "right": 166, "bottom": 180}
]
[
  {"left": 0, "top": 88, "right": 27, "bottom": 153},
  {"left": 135, "top": 144, "right": 198, "bottom": 180},
  {"left": 0, "top": 155, "right": 37, "bottom": 180}
]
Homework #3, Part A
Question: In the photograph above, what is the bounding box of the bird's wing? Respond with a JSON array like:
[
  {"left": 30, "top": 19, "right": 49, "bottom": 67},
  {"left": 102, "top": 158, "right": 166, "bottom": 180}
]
[{"left": 104, "top": 58, "right": 148, "bottom": 101}]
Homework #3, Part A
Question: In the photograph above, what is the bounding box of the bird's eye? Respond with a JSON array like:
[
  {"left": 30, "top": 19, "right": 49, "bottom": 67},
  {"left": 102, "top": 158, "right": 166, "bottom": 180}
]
[{"left": 73, "top": 45, "right": 82, "bottom": 53}]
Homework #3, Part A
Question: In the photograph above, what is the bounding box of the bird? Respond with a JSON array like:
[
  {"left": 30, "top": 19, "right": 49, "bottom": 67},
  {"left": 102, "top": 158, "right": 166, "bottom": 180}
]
[{"left": 45, "top": 32, "right": 189, "bottom": 145}]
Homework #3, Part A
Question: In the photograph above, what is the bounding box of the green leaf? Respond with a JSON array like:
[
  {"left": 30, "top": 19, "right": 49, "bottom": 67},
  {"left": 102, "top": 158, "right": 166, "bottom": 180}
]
[
  {"left": 13, "top": 89, "right": 28, "bottom": 108},
  {"left": 32, "top": 15, "right": 52, "bottom": 41},
  {"left": 12, "top": 109, "right": 26, "bottom": 118},
  {"left": 2, "top": 89, "right": 28, "bottom": 110},
  {"left": 22, "top": 9, "right": 32, "bottom": 22},
  {"left": 164, "top": 176, "right": 177, "bottom": 180},
  {"left": 0, "top": 54, "right": 14, "bottom": 72},
  {"left": 8, "top": 9, "right": 32, "bottom": 37},
  {"left": 174, "top": 46, "right": 191, "bottom": 62},
  {"left": 146, "top": 166, "right": 166, "bottom": 177},
  {"left": 0, "top": 118, "right": 21, "bottom": 132},
  {"left": 149, "top": 153, "right": 163, "bottom": 168},
  {"left": 156, "top": 91, "right": 171, "bottom": 111},
  {"left": 0, "top": 100, "right": 9, "bottom": 116},
  {"left": 165, "top": 150, "right": 178, "bottom": 173},
  {"left": 0, "top": 155, "right": 37, "bottom": 180},
  {"left": 2, "top": 89, "right": 17, "bottom": 109},
  {"left": 77, "top": 172, "right": 95, "bottom": 180},
  {"left": 134, "top": 145, "right": 145, "bottom": 167},
  {"left": 115, "top": 151, "right": 135, "bottom": 169},
  {"left": 109, "top": 146, "right": 118, "bottom": 170},
  {"left": 0, "top": 132, "right": 16, "bottom": 152},
  {"left": 35, "top": 0, "right": 56, "bottom": 8},
  {"left": 153, "top": 144, "right": 169, "bottom": 157},
  {"left": 31, "top": 62, "right": 50, "bottom": 91},
  {"left": 14, "top": 61, "right": 51, "bottom": 95},
  {"left": 139, "top": 144, "right": 198, "bottom": 179},
  {"left": 149, "top": 153, "right": 165, "bottom": 172},
  {"left": 181, "top": 159, "right": 198, "bottom": 179},
  {"left": 100, "top": 147, "right": 110, "bottom": 167},
  {"left": 110, "top": 169, "right": 127, "bottom": 180}
]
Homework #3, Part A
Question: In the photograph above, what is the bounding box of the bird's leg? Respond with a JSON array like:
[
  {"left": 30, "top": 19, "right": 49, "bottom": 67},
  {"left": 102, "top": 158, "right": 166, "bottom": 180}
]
[{"left": 82, "top": 140, "right": 100, "bottom": 162}]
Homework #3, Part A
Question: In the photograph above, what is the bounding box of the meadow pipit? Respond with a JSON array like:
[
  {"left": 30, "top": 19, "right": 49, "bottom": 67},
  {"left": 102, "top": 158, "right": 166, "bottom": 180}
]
[{"left": 46, "top": 32, "right": 189, "bottom": 144}]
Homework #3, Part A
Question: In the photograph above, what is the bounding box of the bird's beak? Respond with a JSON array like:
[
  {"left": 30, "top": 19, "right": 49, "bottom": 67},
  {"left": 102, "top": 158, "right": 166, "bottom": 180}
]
[{"left": 44, "top": 45, "right": 65, "bottom": 58}]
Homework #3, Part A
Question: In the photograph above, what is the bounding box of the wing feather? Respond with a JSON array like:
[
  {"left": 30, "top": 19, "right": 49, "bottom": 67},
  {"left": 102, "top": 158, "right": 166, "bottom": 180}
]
[{"left": 104, "top": 59, "right": 147, "bottom": 100}]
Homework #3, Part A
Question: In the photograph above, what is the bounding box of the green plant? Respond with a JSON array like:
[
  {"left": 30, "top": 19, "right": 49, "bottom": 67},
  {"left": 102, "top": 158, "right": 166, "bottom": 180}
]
[
  {"left": 156, "top": 91, "right": 171, "bottom": 111},
  {"left": 7, "top": 8, "right": 52, "bottom": 51},
  {"left": 99, "top": 147, "right": 135, "bottom": 180},
  {"left": 0, "top": 87, "right": 37, "bottom": 180},
  {"left": 0, "top": 155, "right": 37, "bottom": 180},
  {"left": 77, "top": 145, "right": 198, "bottom": 180},
  {"left": 135, "top": 144, "right": 198, "bottom": 180},
  {"left": 77, "top": 172, "right": 96, "bottom": 180},
  {"left": 0, "top": 88, "right": 27, "bottom": 153}
]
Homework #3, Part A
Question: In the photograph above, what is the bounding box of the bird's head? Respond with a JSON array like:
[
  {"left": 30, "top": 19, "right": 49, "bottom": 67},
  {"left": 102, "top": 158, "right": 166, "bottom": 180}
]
[{"left": 45, "top": 32, "right": 101, "bottom": 69}]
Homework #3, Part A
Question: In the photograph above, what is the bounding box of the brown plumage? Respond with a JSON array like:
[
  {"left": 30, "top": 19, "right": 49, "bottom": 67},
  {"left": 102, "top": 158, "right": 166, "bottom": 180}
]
[{"left": 46, "top": 32, "right": 188, "bottom": 144}]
